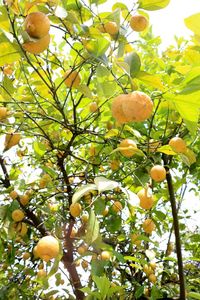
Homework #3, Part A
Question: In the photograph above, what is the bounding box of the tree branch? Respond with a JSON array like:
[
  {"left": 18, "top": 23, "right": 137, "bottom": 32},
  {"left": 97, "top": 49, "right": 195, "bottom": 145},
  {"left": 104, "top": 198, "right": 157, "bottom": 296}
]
[
  {"left": 57, "top": 155, "right": 84, "bottom": 300},
  {"left": 62, "top": 220, "right": 84, "bottom": 300},
  {"left": 163, "top": 154, "right": 186, "bottom": 300},
  {"left": 0, "top": 156, "right": 48, "bottom": 236}
]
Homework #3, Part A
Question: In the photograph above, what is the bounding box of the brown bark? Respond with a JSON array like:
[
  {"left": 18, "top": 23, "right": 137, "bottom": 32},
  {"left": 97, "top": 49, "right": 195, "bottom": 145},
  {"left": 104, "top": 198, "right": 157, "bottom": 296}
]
[{"left": 163, "top": 155, "right": 186, "bottom": 300}]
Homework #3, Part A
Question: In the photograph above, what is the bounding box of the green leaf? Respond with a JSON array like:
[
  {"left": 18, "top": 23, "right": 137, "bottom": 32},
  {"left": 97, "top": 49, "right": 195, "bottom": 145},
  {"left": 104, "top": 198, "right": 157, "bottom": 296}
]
[
  {"left": 47, "top": 242, "right": 63, "bottom": 278},
  {"left": 33, "top": 141, "right": 46, "bottom": 157},
  {"left": 94, "top": 198, "right": 106, "bottom": 215},
  {"left": 107, "top": 285, "right": 125, "bottom": 297},
  {"left": 190, "top": 234, "right": 200, "bottom": 243},
  {"left": 93, "top": 275, "right": 110, "bottom": 299},
  {"left": 184, "top": 13, "right": 200, "bottom": 36},
  {"left": 188, "top": 292, "right": 200, "bottom": 300},
  {"left": 136, "top": 71, "right": 164, "bottom": 90},
  {"left": 112, "top": 250, "right": 125, "bottom": 263},
  {"left": 80, "top": 287, "right": 93, "bottom": 294},
  {"left": 91, "top": 259, "right": 106, "bottom": 277},
  {"left": 138, "top": 0, "right": 170, "bottom": 11},
  {"left": 154, "top": 210, "right": 166, "bottom": 221},
  {"left": 94, "top": 176, "right": 119, "bottom": 193},
  {"left": 124, "top": 52, "right": 141, "bottom": 77},
  {"left": 85, "top": 210, "right": 99, "bottom": 244},
  {"left": 135, "top": 286, "right": 144, "bottom": 299},
  {"left": 0, "top": 33, "right": 22, "bottom": 66},
  {"left": 89, "top": 0, "right": 107, "bottom": 4},
  {"left": 112, "top": 2, "right": 129, "bottom": 19},
  {"left": 96, "top": 65, "right": 117, "bottom": 98},
  {"left": 150, "top": 286, "right": 163, "bottom": 299},
  {"left": 106, "top": 215, "right": 122, "bottom": 233},
  {"left": 84, "top": 37, "right": 110, "bottom": 57},
  {"left": 179, "top": 67, "right": 200, "bottom": 94},
  {"left": 72, "top": 184, "right": 97, "bottom": 204},
  {"left": 164, "top": 92, "right": 200, "bottom": 132}
]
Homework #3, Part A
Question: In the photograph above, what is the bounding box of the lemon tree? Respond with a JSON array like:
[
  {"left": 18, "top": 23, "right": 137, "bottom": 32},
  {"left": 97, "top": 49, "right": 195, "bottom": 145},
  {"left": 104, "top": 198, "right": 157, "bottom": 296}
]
[{"left": 0, "top": 0, "right": 200, "bottom": 299}]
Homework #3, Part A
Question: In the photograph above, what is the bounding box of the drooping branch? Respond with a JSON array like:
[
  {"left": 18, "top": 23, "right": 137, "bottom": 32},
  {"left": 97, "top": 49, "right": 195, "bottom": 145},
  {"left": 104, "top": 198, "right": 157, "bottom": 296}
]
[{"left": 163, "top": 154, "right": 186, "bottom": 300}]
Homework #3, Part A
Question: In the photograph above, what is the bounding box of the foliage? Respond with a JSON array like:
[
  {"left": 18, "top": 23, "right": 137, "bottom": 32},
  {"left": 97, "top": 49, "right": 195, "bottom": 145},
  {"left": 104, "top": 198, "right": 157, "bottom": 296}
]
[{"left": 0, "top": 0, "right": 200, "bottom": 299}]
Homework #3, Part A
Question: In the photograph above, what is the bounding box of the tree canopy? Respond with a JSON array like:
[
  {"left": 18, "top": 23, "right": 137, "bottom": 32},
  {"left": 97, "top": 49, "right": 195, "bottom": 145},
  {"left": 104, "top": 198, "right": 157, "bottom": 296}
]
[{"left": 0, "top": 0, "right": 200, "bottom": 299}]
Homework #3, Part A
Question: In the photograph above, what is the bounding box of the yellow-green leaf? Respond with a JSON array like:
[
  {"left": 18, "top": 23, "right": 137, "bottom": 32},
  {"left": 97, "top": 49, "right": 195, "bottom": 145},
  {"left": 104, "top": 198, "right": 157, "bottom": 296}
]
[
  {"left": 136, "top": 71, "right": 164, "bottom": 90},
  {"left": 164, "top": 92, "right": 200, "bottom": 127},
  {"left": 138, "top": 0, "right": 170, "bottom": 11},
  {"left": 111, "top": 146, "right": 145, "bottom": 156},
  {"left": 0, "top": 7, "right": 10, "bottom": 32},
  {"left": 105, "top": 129, "right": 119, "bottom": 139},
  {"left": 0, "top": 34, "right": 22, "bottom": 66},
  {"left": 85, "top": 210, "right": 99, "bottom": 245},
  {"left": 184, "top": 13, "right": 200, "bottom": 36},
  {"left": 180, "top": 149, "right": 196, "bottom": 166},
  {"left": 157, "top": 145, "right": 176, "bottom": 155}
]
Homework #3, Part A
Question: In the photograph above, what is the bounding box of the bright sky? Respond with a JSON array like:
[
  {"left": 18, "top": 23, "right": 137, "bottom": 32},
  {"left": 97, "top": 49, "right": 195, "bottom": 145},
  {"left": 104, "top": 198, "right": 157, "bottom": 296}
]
[{"left": 146, "top": 0, "right": 200, "bottom": 47}]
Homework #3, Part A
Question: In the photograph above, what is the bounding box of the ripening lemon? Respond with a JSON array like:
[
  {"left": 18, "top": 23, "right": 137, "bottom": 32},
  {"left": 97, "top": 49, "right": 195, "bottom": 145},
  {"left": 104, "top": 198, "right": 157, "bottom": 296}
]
[
  {"left": 33, "top": 246, "right": 39, "bottom": 258},
  {"left": 18, "top": 222, "right": 28, "bottom": 236},
  {"left": 24, "top": 12, "right": 50, "bottom": 39},
  {"left": 64, "top": 69, "right": 81, "bottom": 88},
  {"left": 130, "top": 15, "right": 148, "bottom": 32},
  {"left": 4, "top": 132, "right": 21, "bottom": 150},
  {"left": 130, "top": 233, "right": 141, "bottom": 247},
  {"left": 89, "top": 145, "right": 96, "bottom": 157},
  {"left": 9, "top": 190, "right": 18, "bottom": 200},
  {"left": 39, "top": 173, "right": 52, "bottom": 189},
  {"left": 81, "top": 213, "right": 89, "bottom": 223},
  {"left": 70, "top": 203, "right": 82, "bottom": 217},
  {"left": 37, "top": 269, "right": 47, "bottom": 278},
  {"left": 36, "top": 236, "right": 60, "bottom": 262},
  {"left": 149, "top": 262, "right": 157, "bottom": 270},
  {"left": 143, "top": 264, "right": 153, "bottom": 276},
  {"left": 22, "top": 252, "right": 31, "bottom": 260},
  {"left": 100, "top": 250, "right": 111, "bottom": 261},
  {"left": 20, "top": 194, "right": 30, "bottom": 206},
  {"left": 104, "top": 21, "right": 119, "bottom": 35},
  {"left": 150, "top": 165, "right": 166, "bottom": 182},
  {"left": 111, "top": 94, "right": 129, "bottom": 124},
  {"left": 148, "top": 273, "right": 157, "bottom": 284},
  {"left": 169, "top": 137, "right": 187, "bottom": 153},
  {"left": 137, "top": 188, "right": 154, "bottom": 209},
  {"left": 112, "top": 92, "right": 153, "bottom": 124},
  {"left": 89, "top": 102, "right": 98, "bottom": 113},
  {"left": 23, "top": 34, "right": 50, "bottom": 54},
  {"left": 110, "top": 159, "right": 121, "bottom": 171},
  {"left": 0, "top": 107, "right": 8, "bottom": 120},
  {"left": 12, "top": 209, "right": 25, "bottom": 222},
  {"left": 119, "top": 139, "right": 137, "bottom": 157},
  {"left": 81, "top": 260, "right": 89, "bottom": 269},
  {"left": 77, "top": 244, "right": 88, "bottom": 255},
  {"left": 142, "top": 218, "right": 156, "bottom": 234},
  {"left": 102, "top": 207, "right": 109, "bottom": 217},
  {"left": 166, "top": 242, "right": 174, "bottom": 256},
  {"left": 3, "top": 65, "right": 13, "bottom": 76},
  {"left": 112, "top": 201, "right": 123, "bottom": 213}
]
